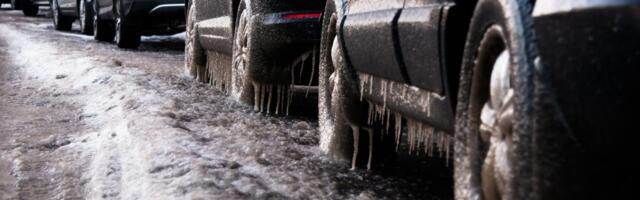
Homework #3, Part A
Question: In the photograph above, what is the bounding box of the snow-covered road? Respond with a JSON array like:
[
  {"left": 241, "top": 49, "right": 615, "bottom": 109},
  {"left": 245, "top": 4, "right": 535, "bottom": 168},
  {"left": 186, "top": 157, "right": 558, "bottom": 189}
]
[{"left": 0, "top": 8, "right": 452, "bottom": 199}]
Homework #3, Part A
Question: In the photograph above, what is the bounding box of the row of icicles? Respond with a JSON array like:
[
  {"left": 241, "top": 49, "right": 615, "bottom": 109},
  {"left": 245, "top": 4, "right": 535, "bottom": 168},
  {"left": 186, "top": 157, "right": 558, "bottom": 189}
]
[
  {"left": 350, "top": 73, "right": 452, "bottom": 170},
  {"left": 204, "top": 48, "right": 317, "bottom": 115},
  {"left": 202, "top": 48, "right": 451, "bottom": 170}
]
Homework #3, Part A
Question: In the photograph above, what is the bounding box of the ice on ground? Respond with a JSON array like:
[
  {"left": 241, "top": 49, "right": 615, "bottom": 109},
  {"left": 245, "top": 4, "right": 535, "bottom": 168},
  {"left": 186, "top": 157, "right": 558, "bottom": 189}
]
[{"left": 0, "top": 20, "right": 450, "bottom": 199}]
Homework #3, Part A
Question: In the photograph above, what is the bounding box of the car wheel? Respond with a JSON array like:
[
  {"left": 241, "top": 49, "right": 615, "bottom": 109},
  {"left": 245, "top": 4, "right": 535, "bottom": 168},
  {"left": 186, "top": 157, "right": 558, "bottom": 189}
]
[
  {"left": 114, "top": 0, "right": 140, "bottom": 49},
  {"left": 185, "top": 0, "right": 205, "bottom": 79},
  {"left": 21, "top": 1, "right": 38, "bottom": 16},
  {"left": 79, "top": 0, "right": 93, "bottom": 35},
  {"left": 318, "top": 0, "right": 349, "bottom": 161},
  {"left": 318, "top": 0, "right": 369, "bottom": 169},
  {"left": 92, "top": 0, "right": 114, "bottom": 42},
  {"left": 51, "top": 0, "right": 72, "bottom": 30},
  {"left": 230, "top": 4, "right": 254, "bottom": 104},
  {"left": 454, "top": 0, "right": 536, "bottom": 199}
]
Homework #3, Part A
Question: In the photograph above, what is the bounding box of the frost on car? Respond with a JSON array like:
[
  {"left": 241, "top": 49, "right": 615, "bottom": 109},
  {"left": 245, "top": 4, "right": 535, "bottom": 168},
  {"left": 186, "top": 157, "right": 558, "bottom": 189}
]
[
  {"left": 318, "top": 0, "right": 639, "bottom": 199},
  {"left": 185, "top": 0, "right": 324, "bottom": 114}
]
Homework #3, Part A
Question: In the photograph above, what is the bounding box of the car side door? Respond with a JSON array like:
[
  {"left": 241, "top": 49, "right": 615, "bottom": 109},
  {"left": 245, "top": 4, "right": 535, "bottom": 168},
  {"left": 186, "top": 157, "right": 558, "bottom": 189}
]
[
  {"left": 397, "top": 0, "right": 450, "bottom": 95},
  {"left": 341, "top": 0, "right": 408, "bottom": 84}
]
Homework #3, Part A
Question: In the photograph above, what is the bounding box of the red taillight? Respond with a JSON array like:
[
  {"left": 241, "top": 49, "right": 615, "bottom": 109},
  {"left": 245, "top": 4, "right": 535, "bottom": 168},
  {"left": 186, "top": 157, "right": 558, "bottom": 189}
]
[{"left": 281, "top": 13, "right": 321, "bottom": 20}]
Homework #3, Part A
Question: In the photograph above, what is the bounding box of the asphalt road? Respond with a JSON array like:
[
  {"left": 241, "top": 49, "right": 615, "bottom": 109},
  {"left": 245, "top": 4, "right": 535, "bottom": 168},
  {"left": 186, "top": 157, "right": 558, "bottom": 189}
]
[{"left": 0, "top": 6, "right": 452, "bottom": 200}]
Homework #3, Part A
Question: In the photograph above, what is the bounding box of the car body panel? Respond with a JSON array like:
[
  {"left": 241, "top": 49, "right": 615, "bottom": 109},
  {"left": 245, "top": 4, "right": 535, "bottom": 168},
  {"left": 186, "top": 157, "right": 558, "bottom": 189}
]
[
  {"left": 194, "top": 0, "right": 324, "bottom": 83},
  {"left": 342, "top": 9, "right": 407, "bottom": 83},
  {"left": 338, "top": 0, "right": 457, "bottom": 130},
  {"left": 341, "top": 0, "right": 406, "bottom": 83},
  {"left": 396, "top": 5, "right": 444, "bottom": 94}
]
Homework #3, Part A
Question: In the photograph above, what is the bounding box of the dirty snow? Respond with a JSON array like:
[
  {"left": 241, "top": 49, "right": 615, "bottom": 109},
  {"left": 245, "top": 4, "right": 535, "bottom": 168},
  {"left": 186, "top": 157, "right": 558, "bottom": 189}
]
[{"left": 0, "top": 10, "right": 452, "bottom": 199}]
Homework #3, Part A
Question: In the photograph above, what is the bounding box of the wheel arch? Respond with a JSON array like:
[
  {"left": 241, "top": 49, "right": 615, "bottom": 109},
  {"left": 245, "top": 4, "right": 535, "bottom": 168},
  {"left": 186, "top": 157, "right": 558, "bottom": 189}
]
[{"left": 444, "top": 0, "right": 535, "bottom": 110}]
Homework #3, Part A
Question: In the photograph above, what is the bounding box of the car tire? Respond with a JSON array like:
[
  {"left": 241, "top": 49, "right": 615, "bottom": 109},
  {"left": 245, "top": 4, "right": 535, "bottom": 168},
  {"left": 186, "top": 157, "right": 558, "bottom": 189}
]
[
  {"left": 114, "top": 0, "right": 140, "bottom": 49},
  {"left": 230, "top": 3, "right": 254, "bottom": 104},
  {"left": 185, "top": 0, "right": 205, "bottom": 79},
  {"left": 21, "top": 1, "right": 38, "bottom": 16},
  {"left": 78, "top": 0, "right": 93, "bottom": 35},
  {"left": 454, "top": 0, "right": 537, "bottom": 199},
  {"left": 92, "top": 0, "right": 114, "bottom": 42},
  {"left": 318, "top": 0, "right": 369, "bottom": 169},
  {"left": 318, "top": 0, "right": 351, "bottom": 161},
  {"left": 51, "top": 0, "right": 72, "bottom": 30}
]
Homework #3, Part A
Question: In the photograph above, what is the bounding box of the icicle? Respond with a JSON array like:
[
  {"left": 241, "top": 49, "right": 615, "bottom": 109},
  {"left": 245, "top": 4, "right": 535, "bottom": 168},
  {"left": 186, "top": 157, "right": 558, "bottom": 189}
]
[
  {"left": 298, "top": 53, "right": 309, "bottom": 82},
  {"left": 416, "top": 122, "right": 423, "bottom": 155},
  {"left": 385, "top": 111, "right": 391, "bottom": 133},
  {"left": 381, "top": 80, "right": 388, "bottom": 110},
  {"left": 279, "top": 85, "right": 287, "bottom": 113},
  {"left": 376, "top": 104, "right": 384, "bottom": 122},
  {"left": 359, "top": 74, "right": 366, "bottom": 101},
  {"left": 275, "top": 85, "right": 281, "bottom": 114},
  {"left": 286, "top": 86, "right": 292, "bottom": 116},
  {"left": 306, "top": 47, "right": 316, "bottom": 98},
  {"left": 350, "top": 125, "right": 360, "bottom": 170},
  {"left": 367, "top": 100, "right": 373, "bottom": 125},
  {"left": 267, "top": 85, "right": 273, "bottom": 114},
  {"left": 253, "top": 82, "right": 260, "bottom": 111},
  {"left": 423, "top": 126, "right": 434, "bottom": 155},
  {"left": 394, "top": 112, "right": 402, "bottom": 152},
  {"left": 260, "top": 85, "right": 266, "bottom": 112},
  {"left": 407, "top": 119, "right": 414, "bottom": 154},
  {"left": 367, "top": 128, "right": 373, "bottom": 170},
  {"left": 368, "top": 75, "right": 373, "bottom": 96},
  {"left": 439, "top": 130, "right": 446, "bottom": 158},
  {"left": 445, "top": 134, "right": 451, "bottom": 166}
]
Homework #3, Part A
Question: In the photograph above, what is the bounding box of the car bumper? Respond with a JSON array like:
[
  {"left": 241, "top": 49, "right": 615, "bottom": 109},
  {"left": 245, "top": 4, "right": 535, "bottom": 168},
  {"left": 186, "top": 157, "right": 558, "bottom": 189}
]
[
  {"left": 123, "top": 0, "right": 185, "bottom": 34},
  {"left": 247, "top": 11, "right": 321, "bottom": 83}
]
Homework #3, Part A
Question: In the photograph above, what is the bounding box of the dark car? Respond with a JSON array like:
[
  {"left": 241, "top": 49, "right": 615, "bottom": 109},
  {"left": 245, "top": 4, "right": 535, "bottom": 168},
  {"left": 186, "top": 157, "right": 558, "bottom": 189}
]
[
  {"left": 185, "top": 0, "right": 324, "bottom": 111},
  {"left": 318, "top": 0, "right": 638, "bottom": 199},
  {"left": 8, "top": 0, "right": 48, "bottom": 16},
  {"left": 51, "top": 0, "right": 185, "bottom": 48}
]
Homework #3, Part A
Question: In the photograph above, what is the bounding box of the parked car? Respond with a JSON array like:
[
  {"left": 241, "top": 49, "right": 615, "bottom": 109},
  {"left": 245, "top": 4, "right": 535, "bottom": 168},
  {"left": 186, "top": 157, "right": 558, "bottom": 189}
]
[
  {"left": 185, "top": 0, "right": 324, "bottom": 111},
  {"left": 8, "top": 0, "right": 48, "bottom": 16},
  {"left": 66, "top": 0, "right": 187, "bottom": 48},
  {"left": 319, "top": 0, "right": 637, "bottom": 199},
  {"left": 49, "top": 0, "right": 94, "bottom": 34}
]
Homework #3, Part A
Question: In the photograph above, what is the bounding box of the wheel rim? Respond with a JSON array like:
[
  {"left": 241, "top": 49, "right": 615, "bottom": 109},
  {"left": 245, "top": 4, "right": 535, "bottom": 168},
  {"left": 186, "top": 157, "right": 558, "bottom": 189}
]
[
  {"left": 471, "top": 25, "right": 514, "bottom": 200},
  {"left": 231, "top": 10, "right": 249, "bottom": 100},
  {"left": 79, "top": 0, "right": 86, "bottom": 30}
]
